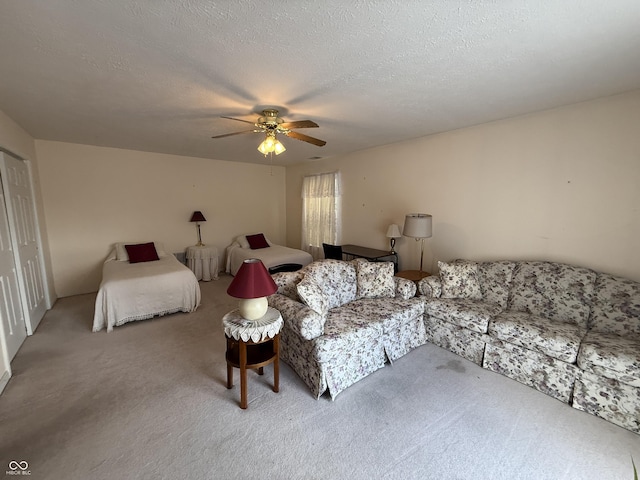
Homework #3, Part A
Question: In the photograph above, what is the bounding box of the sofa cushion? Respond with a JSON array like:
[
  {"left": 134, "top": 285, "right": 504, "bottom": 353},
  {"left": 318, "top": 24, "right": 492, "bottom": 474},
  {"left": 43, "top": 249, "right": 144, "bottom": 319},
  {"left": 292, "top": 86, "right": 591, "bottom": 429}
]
[
  {"left": 303, "top": 260, "right": 357, "bottom": 309},
  {"left": 344, "top": 296, "right": 425, "bottom": 333},
  {"left": 314, "top": 308, "right": 384, "bottom": 363},
  {"left": 425, "top": 298, "right": 503, "bottom": 334},
  {"left": 356, "top": 261, "right": 395, "bottom": 299},
  {"left": 577, "top": 331, "right": 640, "bottom": 388},
  {"left": 438, "top": 261, "right": 482, "bottom": 299},
  {"left": 489, "top": 311, "right": 585, "bottom": 363},
  {"left": 507, "top": 261, "right": 597, "bottom": 329},
  {"left": 589, "top": 272, "right": 640, "bottom": 336}
]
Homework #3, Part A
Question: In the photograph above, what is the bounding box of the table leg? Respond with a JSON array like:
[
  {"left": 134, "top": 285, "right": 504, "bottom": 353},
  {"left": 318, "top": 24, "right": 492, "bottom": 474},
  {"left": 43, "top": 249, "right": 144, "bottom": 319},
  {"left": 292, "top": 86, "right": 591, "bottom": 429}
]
[
  {"left": 239, "top": 340, "right": 247, "bottom": 409},
  {"left": 226, "top": 337, "right": 233, "bottom": 389},
  {"left": 273, "top": 334, "right": 280, "bottom": 393}
]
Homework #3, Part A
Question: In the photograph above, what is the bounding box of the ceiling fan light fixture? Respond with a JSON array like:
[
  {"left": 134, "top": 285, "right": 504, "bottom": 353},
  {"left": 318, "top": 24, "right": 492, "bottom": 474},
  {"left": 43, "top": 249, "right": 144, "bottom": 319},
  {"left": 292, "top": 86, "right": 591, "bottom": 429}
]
[
  {"left": 257, "top": 140, "right": 269, "bottom": 155},
  {"left": 257, "top": 132, "right": 286, "bottom": 156},
  {"left": 274, "top": 140, "right": 286, "bottom": 155}
]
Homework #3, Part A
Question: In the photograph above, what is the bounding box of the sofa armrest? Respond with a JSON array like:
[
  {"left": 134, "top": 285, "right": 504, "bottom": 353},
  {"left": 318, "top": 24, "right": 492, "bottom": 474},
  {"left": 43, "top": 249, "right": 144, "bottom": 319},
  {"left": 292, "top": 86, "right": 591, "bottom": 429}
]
[
  {"left": 394, "top": 276, "right": 417, "bottom": 299},
  {"left": 268, "top": 293, "right": 324, "bottom": 340},
  {"left": 418, "top": 276, "right": 442, "bottom": 298}
]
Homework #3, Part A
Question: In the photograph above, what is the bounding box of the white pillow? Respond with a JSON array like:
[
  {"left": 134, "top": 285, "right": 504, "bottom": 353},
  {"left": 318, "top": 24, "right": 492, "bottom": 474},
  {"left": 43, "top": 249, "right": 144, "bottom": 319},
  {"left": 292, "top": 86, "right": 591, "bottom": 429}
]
[
  {"left": 235, "top": 235, "right": 251, "bottom": 249},
  {"left": 115, "top": 242, "right": 167, "bottom": 261},
  {"left": 438, "top": 261, "right": 482, "bottom": 299},
  {"left": 356, "top": 261, "right": 395, "bottom": 299}
]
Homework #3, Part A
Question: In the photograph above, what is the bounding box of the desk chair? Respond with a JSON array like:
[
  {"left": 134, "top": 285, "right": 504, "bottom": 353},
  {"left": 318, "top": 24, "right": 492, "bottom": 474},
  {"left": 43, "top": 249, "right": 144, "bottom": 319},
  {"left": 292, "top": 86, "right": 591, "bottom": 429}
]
[{"left": 322, "top": 243, "right": 343, "bottom": 260}]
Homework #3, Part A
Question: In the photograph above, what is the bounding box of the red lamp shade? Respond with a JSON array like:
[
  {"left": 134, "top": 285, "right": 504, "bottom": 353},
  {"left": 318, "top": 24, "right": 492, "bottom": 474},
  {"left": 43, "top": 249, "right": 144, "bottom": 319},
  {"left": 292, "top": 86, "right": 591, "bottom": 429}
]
[
  {"left": 227, "top": 259, "right": 277, "bottom": 299},
  {"left": 190, "top": 211, "right": 206, "bottom": 222}
]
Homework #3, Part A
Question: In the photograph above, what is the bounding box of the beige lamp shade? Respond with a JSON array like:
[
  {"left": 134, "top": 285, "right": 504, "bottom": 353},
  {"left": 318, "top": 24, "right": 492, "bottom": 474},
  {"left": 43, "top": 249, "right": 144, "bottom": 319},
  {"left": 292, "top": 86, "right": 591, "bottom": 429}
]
[
  {"left": 386, "top": 224, "right": 402, "bottom": 238},
  {"left": 403, "top": 213, "right": 433, "bottom": 273},
  {"left": 403, "top": 213, "right": 432, "bottom": 238}
]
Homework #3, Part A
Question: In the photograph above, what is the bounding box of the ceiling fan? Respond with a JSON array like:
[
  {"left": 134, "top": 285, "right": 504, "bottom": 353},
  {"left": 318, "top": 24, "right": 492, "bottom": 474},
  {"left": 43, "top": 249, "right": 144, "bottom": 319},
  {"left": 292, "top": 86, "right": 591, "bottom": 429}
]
[{"left": 212, "top": 109, "right": 326, "bottom": 155}]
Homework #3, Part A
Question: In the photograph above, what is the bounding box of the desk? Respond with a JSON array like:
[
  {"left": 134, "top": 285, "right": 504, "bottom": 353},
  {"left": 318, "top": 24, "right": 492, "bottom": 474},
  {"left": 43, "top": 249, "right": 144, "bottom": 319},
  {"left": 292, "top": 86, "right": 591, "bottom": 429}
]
[
  {"left": 342, "top": 244, "right": 398, "bottom": 272},
  {"left": 396, "top": 270, "right": 430, "bottom": 282},
  {"left": 186, "top": 245, "right": 219, "bottom": 281},
  {"left": 223, "top": 308, "right": 282, "bottom": 409}
]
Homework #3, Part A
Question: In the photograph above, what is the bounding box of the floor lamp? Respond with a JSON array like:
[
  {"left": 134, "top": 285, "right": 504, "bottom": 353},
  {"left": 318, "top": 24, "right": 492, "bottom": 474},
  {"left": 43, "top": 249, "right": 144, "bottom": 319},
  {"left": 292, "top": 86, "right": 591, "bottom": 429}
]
[{"left": 403, "top": 213, "right": 432, "bottom": 275}]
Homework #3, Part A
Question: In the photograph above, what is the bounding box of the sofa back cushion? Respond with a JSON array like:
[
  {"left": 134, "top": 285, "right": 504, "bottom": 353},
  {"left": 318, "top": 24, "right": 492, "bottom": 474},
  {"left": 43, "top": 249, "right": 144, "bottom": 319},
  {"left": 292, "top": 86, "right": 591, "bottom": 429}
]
[
  {"left": 477, "top": 261, "right": 516, "bottom": 308},
  {"left": 507, "top": 261, "right": 597, "bottom": 329},
  {"left": 302, "top": 260, "right": 357, "bottom": 310},
  {"left": 589, "top": 272, "right": 640, "bottom": 336}
]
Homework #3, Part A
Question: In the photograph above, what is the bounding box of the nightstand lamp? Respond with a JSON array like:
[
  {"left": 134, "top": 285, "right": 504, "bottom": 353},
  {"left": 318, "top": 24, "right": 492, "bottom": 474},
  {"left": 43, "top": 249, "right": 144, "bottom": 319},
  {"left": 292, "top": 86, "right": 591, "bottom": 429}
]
[
  {"left": 386, "top": 224, "right": 402, "bottom": 254},
  {"left": 227, "top": 259, "right": 277, "bottom": 321},
  {"left": 190, "top": 211, "right": 206, "bottom": 246}
]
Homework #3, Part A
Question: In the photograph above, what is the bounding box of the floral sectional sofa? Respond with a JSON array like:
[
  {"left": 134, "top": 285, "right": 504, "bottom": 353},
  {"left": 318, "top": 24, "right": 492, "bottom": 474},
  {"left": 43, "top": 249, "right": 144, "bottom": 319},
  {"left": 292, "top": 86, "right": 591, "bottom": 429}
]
[
  {"left": 418, "top": 260, "right": 640, "bottom": 434},
  {"left": 268, "top": 259, "right": 426, "bottom": 399}
]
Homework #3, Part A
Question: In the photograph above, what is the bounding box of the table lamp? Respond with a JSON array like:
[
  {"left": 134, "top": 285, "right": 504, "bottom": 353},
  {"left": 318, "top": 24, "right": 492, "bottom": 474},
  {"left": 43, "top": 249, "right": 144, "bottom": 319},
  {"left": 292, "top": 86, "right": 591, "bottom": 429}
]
[
  {"left": 386, "top": 224, "right": 402, "bottom": 254},
  {"left": 403, "top": 213, "right": 433, "bottom": 273},
  {"left": 227, "top": 259, "right": 277, "bottom": 321},
  {"left": 190, "top": 211, "right": 206, "bottom": 246}
]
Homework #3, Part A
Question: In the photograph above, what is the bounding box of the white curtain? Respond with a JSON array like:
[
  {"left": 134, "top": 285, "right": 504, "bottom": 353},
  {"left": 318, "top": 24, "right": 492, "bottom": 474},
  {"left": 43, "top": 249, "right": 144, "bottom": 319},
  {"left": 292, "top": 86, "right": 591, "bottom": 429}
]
[{"left": 301, "top": 171, "right": 342, "bottom": 260}]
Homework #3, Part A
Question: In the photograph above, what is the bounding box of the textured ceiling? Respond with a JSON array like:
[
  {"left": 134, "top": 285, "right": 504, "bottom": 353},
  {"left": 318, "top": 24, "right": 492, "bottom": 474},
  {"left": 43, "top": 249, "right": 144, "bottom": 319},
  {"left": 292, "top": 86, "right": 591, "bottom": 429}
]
[{"left": 1, "top": 1, "right": 639, "bottom": 166}]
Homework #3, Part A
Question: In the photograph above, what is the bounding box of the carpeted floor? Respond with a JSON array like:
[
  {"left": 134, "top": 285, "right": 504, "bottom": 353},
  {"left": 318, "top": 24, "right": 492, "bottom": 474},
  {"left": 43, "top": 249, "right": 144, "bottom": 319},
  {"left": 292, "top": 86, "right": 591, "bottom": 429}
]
[{"left": 1, "top": 275, "right": 638, "bottom": 480}]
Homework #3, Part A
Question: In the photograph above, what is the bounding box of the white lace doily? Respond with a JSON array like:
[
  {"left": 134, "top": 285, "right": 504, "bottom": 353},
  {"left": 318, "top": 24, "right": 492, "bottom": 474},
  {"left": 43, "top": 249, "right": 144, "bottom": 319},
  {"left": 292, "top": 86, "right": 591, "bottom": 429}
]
[{"left": 222, "top": 307, "right": 283, "bottom": 342}]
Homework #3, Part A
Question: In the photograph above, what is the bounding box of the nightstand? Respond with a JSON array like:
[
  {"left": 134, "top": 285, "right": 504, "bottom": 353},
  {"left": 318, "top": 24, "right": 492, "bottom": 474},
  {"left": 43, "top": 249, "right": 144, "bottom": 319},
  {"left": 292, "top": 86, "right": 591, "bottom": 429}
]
[{"left": 186, "top": 245, "right": 219, "bottom": 281}]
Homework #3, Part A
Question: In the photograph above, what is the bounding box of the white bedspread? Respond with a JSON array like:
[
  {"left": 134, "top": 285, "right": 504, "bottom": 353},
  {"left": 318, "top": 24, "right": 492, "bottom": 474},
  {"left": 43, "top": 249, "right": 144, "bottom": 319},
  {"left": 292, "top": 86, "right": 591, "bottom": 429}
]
[
  {"left": 225, "top": 242, "right": 312, "bottom": 275},
  {"left": 93, "top": 253, "right": 201, "bottom": 332}
]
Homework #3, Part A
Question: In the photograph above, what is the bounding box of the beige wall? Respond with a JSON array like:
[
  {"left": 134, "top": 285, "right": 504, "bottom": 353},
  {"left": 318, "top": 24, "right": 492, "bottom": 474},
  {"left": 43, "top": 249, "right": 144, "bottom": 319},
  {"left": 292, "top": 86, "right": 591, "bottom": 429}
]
[
  {"left": 36, "top": 141, "right": 286, "bottom": 297},
  {"left": 286, "top": 90, "right": 640, "bottom": 282}
]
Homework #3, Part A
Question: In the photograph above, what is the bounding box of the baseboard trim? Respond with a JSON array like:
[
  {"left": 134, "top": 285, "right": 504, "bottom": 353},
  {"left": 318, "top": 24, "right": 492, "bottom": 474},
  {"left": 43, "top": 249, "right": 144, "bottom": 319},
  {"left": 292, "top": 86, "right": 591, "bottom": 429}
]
[{"left": 0, "top": 369, "right": 11, "bottom": 394}]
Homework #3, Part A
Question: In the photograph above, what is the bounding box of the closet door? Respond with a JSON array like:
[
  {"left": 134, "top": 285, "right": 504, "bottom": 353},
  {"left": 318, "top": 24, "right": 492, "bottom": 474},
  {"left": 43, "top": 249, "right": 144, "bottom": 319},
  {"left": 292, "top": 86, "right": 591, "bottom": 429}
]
[
  {"left": 0, "top": 153, "right": 46, "bottom": 334},
  {"left": 0, "top": 178, "right": 26, "bottom": 360}
]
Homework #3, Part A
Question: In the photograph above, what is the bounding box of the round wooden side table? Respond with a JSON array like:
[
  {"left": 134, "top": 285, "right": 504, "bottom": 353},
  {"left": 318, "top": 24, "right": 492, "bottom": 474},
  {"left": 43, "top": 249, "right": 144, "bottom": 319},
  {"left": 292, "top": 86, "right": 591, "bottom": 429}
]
[{"left": 222, "top": 307, "right": 283, "bottom": 409}]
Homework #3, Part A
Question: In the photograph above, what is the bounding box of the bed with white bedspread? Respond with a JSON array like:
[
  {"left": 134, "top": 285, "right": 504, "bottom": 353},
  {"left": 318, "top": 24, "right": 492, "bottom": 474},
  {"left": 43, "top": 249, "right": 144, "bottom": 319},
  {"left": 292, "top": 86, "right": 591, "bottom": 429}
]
[
  {"left": 93, "top": 242, "right": 201, "bottom": 332},
  {"left": 225, "top": 234, "right": 312, "bottom": 275}
]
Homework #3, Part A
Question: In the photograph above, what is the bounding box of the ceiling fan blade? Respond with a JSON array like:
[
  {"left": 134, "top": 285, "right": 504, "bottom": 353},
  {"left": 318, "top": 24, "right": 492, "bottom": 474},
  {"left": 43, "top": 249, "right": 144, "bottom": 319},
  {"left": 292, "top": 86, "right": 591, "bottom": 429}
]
[
  {"left": 211, "top": 130, "right": 256, "bottom": 139},
  {"left": 284, "top": 130, "right": 326, "bottom": 146},
  {"left": 221, "top": 116, "right": 257, "bottom": 125},
  {"left": 279, "top": 120, "right": 319, "bottom": 129}
]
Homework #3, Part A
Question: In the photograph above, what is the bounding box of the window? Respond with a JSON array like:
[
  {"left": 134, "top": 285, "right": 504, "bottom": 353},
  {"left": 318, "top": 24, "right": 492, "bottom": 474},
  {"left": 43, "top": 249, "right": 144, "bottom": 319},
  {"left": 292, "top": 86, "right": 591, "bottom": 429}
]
[{"left": 301, "top": 171, "right": 342, "bottom": 259}]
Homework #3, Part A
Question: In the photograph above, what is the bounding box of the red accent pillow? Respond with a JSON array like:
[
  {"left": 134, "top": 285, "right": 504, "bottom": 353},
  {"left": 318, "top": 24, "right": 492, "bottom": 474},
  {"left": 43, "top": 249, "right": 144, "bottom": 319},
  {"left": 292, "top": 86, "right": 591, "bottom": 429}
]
[
  {"left": 125, "top": 242, "right": 160, "bottom": 263},
  {"left": 246, "top": 233, "right": 269, "bottom": 249}
]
